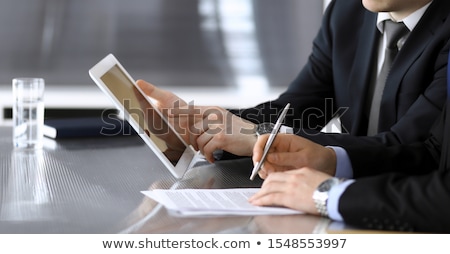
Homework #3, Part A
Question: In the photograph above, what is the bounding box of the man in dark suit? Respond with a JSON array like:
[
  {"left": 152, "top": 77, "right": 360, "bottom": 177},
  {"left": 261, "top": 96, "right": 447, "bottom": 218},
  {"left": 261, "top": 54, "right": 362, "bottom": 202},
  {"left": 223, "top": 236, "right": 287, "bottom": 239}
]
[
  {"left": 249, "top": 104, "right": 450, "bottom": 232},
  {"left": 234, "top": 0, "right": 450, "bottom": 146},
  {"left": 249, "top": 50, "right": 450, "bottom": 232},
  {"left": 137, "top": 0, "right": 450, "bottom": 162}
]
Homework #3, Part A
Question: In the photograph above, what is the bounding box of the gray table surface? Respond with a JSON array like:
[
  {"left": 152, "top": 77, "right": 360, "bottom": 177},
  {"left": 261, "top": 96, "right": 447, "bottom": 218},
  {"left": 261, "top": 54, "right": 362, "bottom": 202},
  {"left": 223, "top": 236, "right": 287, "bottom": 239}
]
[{"left": 0, "top": 127, "right": 334, "bottom": 234}]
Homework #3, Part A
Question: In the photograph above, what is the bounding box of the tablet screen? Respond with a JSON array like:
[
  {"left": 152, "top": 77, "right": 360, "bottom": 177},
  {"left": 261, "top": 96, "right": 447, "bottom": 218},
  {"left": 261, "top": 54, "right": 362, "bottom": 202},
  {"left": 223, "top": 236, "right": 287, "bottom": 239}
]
[{"left": 100, "top": 65, "right": 186, "bottom": 165}]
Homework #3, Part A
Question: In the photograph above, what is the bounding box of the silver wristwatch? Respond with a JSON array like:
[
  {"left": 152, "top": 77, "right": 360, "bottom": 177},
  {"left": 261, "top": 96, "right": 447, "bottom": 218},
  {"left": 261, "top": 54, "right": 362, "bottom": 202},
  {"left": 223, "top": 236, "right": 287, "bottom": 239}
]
[
  {"left": 255, "top": 122, "right": 275, "bottom": 136},
  {"left": 312, "top": 177, "right": 342, "bottom": 217}
]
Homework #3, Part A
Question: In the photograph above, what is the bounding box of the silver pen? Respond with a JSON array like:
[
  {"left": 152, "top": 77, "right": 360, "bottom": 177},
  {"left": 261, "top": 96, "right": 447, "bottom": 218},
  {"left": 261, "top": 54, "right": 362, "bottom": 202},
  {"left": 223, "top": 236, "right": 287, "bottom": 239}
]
[{"left": 250, "top": 103, "right": 290, "bottom": 180}]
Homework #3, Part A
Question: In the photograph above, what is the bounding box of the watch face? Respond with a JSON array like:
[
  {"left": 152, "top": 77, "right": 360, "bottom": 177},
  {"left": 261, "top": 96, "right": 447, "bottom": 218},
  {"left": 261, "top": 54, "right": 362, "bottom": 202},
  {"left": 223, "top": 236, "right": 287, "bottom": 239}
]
[
  {"left": 318, "top": 178, "right": 339, "bottom": 192},
  {"left": 314, "top": 177, "right": 341, "bottom": 217},
  {"left": 257, "top": 122, "right": 275, "bottom": 135},
  {"left": 318, "top": 181, "right": 330, "bottom": 192}
]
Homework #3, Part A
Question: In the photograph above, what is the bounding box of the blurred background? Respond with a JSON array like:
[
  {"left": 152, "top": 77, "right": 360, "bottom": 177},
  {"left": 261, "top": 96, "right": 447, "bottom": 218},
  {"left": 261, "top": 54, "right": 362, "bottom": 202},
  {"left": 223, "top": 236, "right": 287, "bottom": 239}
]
[{"left": 0, "top": 0, "right": 327, "bottom": 122}]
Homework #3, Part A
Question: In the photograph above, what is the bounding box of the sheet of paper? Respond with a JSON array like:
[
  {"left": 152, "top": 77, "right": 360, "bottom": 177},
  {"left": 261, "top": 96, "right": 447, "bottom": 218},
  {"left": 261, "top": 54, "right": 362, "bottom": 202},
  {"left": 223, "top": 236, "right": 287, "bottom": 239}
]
[{"left": 141, "top": 188, "right": 302, "bottom": 216}]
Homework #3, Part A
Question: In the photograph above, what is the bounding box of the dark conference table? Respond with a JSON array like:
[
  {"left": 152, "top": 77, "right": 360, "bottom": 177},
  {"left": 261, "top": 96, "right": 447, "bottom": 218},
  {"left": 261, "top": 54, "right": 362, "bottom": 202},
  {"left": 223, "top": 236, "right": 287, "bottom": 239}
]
[{"left": 0, "top": 126, "right": 343, "bottom": 234}]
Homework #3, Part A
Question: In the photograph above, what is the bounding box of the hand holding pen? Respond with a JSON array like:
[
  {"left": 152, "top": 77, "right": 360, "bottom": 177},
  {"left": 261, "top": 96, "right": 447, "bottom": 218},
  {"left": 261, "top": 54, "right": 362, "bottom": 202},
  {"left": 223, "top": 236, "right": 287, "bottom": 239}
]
[{"left": 250, "top": 103, "right": 290, "bottom": 180}]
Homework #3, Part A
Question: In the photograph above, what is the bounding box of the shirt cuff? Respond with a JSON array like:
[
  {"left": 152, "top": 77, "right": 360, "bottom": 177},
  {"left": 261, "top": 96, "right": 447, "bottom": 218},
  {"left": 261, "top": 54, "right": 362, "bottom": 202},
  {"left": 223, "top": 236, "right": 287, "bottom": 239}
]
[
  {"left": 280, "top": 125, "right": 293, "bottom": 134},
  {"left": 327, "top": 179, "right": 355, "bottom": 221},
  {"left": 327, "top": 146, "right": 354, "bottom": 179}
]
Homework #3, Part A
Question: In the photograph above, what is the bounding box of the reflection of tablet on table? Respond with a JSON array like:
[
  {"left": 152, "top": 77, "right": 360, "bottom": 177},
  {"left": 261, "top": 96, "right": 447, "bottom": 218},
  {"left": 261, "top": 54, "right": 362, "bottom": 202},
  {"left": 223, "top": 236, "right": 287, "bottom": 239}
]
[{"left": 89, "top": 54, "right": 197, "bottom": 178}]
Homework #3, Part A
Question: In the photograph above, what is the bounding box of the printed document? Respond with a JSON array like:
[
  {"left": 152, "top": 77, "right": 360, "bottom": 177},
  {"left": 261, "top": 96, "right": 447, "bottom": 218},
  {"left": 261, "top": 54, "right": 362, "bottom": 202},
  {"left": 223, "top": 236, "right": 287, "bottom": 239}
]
[{"left": 141, "top": 188, "right": 301, "bottom": 216}]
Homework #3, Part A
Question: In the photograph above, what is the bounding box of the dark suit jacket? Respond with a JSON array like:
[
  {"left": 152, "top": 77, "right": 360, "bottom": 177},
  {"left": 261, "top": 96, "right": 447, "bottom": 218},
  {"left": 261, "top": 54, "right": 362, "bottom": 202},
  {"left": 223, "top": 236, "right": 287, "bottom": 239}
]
[
  {"left": 343, "top": 112, "right": 444, "bottom": 178},
  {"left": 339, "top": 102, "right": 450, "bottom": 233},
  {"left": 336, "top": 47, "right": 450, "bottom": 232},
  {"left": 231, "top": 0, "right": 450, "bottom": 147}
]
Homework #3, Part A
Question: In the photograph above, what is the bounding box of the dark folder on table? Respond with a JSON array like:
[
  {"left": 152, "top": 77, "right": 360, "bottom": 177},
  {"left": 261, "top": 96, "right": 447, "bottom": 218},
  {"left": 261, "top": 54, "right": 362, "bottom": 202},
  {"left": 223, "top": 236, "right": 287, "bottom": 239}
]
[{"left": 43, "top": 117, "right": 135, "bottom": 139}]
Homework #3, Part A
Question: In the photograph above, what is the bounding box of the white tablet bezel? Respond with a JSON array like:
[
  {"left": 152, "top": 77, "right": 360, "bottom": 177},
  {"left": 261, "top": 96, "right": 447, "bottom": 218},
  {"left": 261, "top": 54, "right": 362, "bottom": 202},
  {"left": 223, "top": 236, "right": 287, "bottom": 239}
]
[{"left": 88, "top": 54, "right": 196, "bottom": 179}]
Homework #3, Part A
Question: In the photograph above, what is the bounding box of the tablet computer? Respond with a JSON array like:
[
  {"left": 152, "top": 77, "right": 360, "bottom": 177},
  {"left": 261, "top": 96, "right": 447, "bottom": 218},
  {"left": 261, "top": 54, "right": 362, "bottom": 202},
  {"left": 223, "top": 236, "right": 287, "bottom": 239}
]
[{"left": 89, "top": 54, "right": 197, "bottom": 179}]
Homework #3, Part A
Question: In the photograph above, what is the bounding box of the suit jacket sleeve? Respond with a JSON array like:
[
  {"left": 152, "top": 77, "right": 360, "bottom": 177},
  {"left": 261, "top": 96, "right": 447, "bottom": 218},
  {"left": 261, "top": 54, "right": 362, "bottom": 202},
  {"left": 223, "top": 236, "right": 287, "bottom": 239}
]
[
  {"left": 342, "top": 109, "right": 443, "bottom": 177},
  {"left": 229, "top": 0, "right": 337, "bottom": 129},
  {"left": 339, "top": 170, "right": 450, "bottom": 233},
  {"left": 338, "top": 103, "right": 450, "bottom": 232}
]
